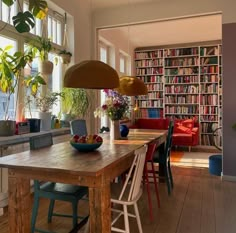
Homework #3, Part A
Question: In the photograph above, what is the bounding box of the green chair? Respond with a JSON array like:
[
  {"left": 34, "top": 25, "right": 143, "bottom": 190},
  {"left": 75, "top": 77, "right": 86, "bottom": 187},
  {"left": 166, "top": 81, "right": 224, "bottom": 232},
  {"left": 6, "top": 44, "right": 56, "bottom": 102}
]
[
  {"left": 30, "top": 133, "right": 88, "bottom": 233},
  {"left": 153, "top": 120, "right": 174, "bottom": 195}
]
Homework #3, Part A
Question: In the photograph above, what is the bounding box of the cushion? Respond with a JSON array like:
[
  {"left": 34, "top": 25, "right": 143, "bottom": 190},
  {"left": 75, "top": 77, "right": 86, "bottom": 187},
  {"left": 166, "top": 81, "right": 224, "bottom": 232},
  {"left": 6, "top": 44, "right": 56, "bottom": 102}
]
[
  {"left": 181, "top": 119, "right": 194, "bottom": 129},
  {"left": 174, "top": 124, "right": 192, "bottom": 134}
]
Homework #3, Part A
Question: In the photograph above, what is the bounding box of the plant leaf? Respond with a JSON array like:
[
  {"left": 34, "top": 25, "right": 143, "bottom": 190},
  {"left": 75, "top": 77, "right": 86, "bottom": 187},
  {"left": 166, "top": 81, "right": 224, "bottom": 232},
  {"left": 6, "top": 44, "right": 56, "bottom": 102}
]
[
  {"left": 13, "top": 11, "right": 35, "bottom": 33},
  {"left": 2, "top": 0, "right": 14, "bottom": 7},
  {"left": 29, "top": 0, "right": 48, "bottom": 20}
]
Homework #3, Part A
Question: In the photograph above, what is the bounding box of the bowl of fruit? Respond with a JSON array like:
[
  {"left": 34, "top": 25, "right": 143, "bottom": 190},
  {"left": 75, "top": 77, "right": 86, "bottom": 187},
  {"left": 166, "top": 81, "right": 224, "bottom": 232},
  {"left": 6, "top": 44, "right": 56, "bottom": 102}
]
[{"left": 70, "top": 134, "right": 103, "bottom": 152}]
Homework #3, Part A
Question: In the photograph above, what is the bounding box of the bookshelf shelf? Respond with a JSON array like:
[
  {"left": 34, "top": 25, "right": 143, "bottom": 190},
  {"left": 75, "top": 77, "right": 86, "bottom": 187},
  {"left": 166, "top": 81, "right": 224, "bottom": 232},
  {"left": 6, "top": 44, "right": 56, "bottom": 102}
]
[{"left": 135, "top": 43, "right": 222, "bottom": 146}]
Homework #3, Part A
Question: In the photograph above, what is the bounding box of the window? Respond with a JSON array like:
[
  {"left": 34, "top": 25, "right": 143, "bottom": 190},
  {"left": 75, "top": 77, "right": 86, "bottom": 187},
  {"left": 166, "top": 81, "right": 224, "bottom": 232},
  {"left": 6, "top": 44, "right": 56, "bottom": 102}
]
[
  {"left": 119, "top": 51, "right": 130, "bottom": 76},
  {"left": 99, "top": 42, "right": 109, "bottom": 127},
  {"left": 0, "top": 3, "right": 66, "bottom": 120},
  {"left": 0, "top": 35, "right": 17, "bottom": 120},
  {"left": 1, "top": 1, "right": 17, "bottom": 25}
]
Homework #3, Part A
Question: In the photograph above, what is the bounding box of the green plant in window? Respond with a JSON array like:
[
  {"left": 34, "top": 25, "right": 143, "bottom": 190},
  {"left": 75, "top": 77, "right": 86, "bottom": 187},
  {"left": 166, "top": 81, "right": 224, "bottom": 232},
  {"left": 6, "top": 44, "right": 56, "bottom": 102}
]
[
  {"left": 0, "top": 45, "right": 34, "bottom": 120},
  {"left": 61, "top": 88, "right": 89, "bottom": 119},
  {"left": 2, "top": 0, "right": 48, "bottom": 33}
]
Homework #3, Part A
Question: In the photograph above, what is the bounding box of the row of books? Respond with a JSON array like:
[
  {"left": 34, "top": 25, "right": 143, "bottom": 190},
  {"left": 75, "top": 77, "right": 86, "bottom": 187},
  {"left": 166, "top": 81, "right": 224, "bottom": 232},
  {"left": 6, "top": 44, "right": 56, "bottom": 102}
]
[
  {"left": 200, "top": 57, "right": 218, "bottom": 65},
  {"left": 135, "top": 50, "right": 163, "bottom": 59},
  {"left": 136, "top": 67, "right": 163, "bottom": 75},
  {"left": 165, "top": 95, "right": 199, "bottom": 104},
  {"left": 200, "top": 115, "right": 218, "bottom": 121},
  {"left": 135, "top": 59, "right": 163, "bottom": 67},
  {"left": 135, "top": 108, "right": 163, "bottom": 118},
  {"left": 138, "top": 75, "right": 163, "bottom": 83},
  {"left": 146, "top": 83, "right": 163, "bottom": 91},
  {"left": 201, "top": 122, "right": 218, "bottom": 133},
  {"left": 165, "top": 85, "right": 199, "bottom": 94},
  {"left": 165, "top": 106, "right": 199, "bottom": 114},
  {"left": 165, "top": 57, "right": 199, "bottom": 66},
  {"left": 165, "top": 75, "right": 199, "bottom": 83},
  {"left": 164, "top": 47, "right": 199, "bottom": 57},
  {"left": 200, "top": 74, "right": 218, "bottom": 83},
  {"left": 165, "top": 67, "right": 198, "bottom": 75},
  {"left": 200, "top": 66, "right": 218, "bottom": 74},
  {"left": 137, "top": 100, "right": 163, "bottom": 108},
  {"left": 200, "top": 46, "right": 219, "bottom": 56},
  {"left": 200, "top": 95, "right": 218, "bottom": 105},
  {"left": 200, "top": 83, "right": 218, "bottom": 93},
  {"left": 200, "top": 106, "right": 218, "bottom": 114}
]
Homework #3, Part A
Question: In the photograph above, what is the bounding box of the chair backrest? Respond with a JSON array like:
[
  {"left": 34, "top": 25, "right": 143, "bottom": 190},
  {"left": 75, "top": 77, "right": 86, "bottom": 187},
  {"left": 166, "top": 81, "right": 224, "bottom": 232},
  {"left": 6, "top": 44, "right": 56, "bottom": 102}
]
[
  {"left": 70, "top": 119, "right": 87, "bottom": 136},
  {"left": 165, "top": 120, "right": 174, "bottom": 162},
  {"left": 30, "top": 133, "right": 53, "bottom": 150},
  {"left": 118, "top": 145, "right": 147, "bottom": 202}
]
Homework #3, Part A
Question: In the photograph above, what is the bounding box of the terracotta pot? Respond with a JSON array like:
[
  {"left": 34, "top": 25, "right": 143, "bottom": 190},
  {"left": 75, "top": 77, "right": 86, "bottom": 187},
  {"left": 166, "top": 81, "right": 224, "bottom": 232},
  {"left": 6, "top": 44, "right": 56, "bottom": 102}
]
[{"left": 38, "top": 60, "right": 54, "bottom": 75}]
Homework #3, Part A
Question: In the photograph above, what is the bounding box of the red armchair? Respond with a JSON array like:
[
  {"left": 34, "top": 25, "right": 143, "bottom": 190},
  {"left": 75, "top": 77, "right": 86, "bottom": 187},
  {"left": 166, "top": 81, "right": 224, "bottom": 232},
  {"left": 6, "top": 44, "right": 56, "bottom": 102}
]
[{"left": 130, "top": 118, "right": 199, "bottom": 151}]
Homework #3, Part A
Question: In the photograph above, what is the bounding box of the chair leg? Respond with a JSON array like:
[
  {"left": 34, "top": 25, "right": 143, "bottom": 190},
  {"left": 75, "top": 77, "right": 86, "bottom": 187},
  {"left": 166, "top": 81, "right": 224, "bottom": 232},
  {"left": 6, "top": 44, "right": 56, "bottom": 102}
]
[
  {"left": 47, "top": 199, "right": 55, "bottom": 223},
  {"left": 134, "top": 203, "right": 143, "bottom": 233},
  {"left": 31, "top": 194, "right": 40, "bottom": 233},
  {"left": 72, "top": 200, "right": 78, "bottom": 228},
  {"left": 168, "top": 161, "right": 174, "bottom": 188},
  {"left": 164, "top": 165, "right": 172, "bottom": 195},
  {"left": 143, "top": 162, "right": 154, "bottom": 221},
  {"left": 151, "top": 161, "right": 160, "bottom": 208},
  {"left": 123, "top": 205, "right": 130, "bottom": 233}
]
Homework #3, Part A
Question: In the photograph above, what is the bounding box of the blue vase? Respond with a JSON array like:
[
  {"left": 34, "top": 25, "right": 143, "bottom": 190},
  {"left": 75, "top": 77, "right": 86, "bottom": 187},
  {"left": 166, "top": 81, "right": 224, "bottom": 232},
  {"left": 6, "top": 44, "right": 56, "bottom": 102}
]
[{"left": 120, "top": 124, "right": 129, "bottom": 137}]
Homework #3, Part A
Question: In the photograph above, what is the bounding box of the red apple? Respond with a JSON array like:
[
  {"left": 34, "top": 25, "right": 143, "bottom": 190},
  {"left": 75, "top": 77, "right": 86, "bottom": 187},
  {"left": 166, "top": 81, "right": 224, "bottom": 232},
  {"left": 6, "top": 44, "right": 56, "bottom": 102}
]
[
  {"left": 78, "top": 136, "right": 86, "bottom": 143},
  {"left": 95, "top": 136, "right": 103, "bottom": 143},
  {"left": 93, "top": 134, "right": 98, "bottom": 139},
  {"left": 73, "top": 134, "right": 80, "bottom": 140}
]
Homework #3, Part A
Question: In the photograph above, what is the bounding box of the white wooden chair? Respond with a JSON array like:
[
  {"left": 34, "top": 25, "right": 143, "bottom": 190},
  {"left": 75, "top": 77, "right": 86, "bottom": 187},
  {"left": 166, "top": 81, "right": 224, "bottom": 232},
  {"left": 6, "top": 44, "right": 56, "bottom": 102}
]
[{"left": 110, "top": 145, "right": 148, "bottom": 233}]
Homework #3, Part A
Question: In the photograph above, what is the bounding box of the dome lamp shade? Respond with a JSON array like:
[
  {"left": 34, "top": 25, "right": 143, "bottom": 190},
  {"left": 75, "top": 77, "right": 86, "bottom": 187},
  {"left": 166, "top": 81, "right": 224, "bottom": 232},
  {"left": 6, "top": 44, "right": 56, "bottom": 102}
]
[
  {"left": 64, "top": 60, "right": 120, "bottom": 89},
  {"left": 115, "top": 76, "right": 148, "bottom": 96}
]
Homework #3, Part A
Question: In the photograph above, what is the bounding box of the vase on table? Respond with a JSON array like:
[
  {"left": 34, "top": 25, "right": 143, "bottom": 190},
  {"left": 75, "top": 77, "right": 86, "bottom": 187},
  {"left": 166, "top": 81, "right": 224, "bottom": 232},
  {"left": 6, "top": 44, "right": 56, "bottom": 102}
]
[{"left": 110, "top": 120, "right": 120, "bottom": 140}]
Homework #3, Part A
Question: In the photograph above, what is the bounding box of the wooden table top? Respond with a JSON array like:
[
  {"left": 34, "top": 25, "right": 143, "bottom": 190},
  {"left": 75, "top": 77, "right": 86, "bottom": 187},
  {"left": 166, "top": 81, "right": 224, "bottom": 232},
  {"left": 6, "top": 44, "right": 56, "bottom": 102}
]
[{"left": 0, "top": 129, "right": 167, "bottom": 177}]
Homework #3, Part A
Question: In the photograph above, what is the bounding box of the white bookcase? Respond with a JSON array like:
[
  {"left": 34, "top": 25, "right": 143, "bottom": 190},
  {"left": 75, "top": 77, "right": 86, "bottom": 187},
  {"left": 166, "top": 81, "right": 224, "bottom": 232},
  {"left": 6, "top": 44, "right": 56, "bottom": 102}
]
[{"left": 134, "top": 43, "right": 222, "bottom": 146}]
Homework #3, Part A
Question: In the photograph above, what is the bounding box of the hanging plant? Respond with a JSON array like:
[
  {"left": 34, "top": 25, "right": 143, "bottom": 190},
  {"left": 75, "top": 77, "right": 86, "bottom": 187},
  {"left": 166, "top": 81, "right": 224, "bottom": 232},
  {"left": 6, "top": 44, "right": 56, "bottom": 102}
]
[
  {"left": 58, "top": 49, "right": 72, "bottom": 64},
  {"left": 2, "top": 0, "right": 48, "bottom": 33}
]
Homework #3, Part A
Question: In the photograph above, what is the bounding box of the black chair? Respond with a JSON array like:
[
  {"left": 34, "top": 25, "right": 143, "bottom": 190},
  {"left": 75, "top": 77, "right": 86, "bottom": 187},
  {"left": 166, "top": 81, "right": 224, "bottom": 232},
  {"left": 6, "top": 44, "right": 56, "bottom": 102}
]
[
  {"left": 153, "top": 120, "right": 174, "bottom": 195},
  {"left": 30, "top": 133, "right": 88, "bottom": 233},
  {"left": 70, "top": 119, "right": 87, "bottom": 136}
]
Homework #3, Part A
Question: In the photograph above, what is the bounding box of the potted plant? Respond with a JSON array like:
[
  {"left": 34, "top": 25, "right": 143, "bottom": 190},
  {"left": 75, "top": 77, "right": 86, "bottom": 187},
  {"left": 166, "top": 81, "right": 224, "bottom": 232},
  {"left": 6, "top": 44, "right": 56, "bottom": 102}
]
[
  {"left": 35, "top": 91, "right": 64, "bottom": 131},
  {"left": 59, "top": 49, "right": 72, "bottom": 64},
  {"left": 61, "top": 87, "right": 89, "bottom": 122},
  {"left": 27, "top": 36, "right": 53, "bottom": 75},
  {"left": 24, "top": 73, "right": 46, "bottom": 132},
  {"left": 0, "top": 45, "right": 33, "bottom": 136}
]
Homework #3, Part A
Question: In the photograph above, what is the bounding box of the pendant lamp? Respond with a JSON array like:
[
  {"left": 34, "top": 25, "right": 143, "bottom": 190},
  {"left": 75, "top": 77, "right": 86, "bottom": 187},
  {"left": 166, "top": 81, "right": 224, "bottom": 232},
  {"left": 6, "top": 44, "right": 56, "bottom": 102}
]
[
  {"left": 115, "top": 76, "right": 148, "bottom": 96},
  {"left": 64, "top": 60, "right": 120, "bottom": 89}
]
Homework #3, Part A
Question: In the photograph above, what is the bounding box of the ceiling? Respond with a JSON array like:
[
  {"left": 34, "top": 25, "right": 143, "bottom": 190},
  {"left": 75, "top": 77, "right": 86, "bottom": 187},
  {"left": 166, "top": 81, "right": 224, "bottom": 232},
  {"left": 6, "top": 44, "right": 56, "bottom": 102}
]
[
  {"left": 92, "top": 0, "right": 158, "bottom": 10},
  {"left": 98, "top": 14, "right": 222, "bottom": 49}
]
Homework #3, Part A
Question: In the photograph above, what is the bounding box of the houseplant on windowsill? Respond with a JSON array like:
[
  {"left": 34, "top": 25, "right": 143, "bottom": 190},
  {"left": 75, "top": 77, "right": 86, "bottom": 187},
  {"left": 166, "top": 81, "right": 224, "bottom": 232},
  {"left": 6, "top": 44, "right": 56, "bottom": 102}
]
[
  {"left": 94, "top": 89, "right": 129, "bottom": 140},
  {"left": 61, "top": 87, "right": 89, "bottom": 122},
  {"left": 35, "top": 91, "right": 64, "bottom": 131},
  {"left": 0, "top": 45, "right": 33, "bottom": 136},
  {"left": 27, "top": 36, "right": 53, "bottom": 75},
  {"left": 24, "top": 73, "right": 46, "bottom": 132}
]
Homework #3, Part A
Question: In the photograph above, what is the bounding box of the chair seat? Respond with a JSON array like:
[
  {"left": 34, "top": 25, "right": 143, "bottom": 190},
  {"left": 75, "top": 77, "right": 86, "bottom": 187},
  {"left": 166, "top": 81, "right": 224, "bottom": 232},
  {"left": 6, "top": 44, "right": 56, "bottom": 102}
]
[{"left": 41, "top": 182, "right": 88, "bottom": 197}]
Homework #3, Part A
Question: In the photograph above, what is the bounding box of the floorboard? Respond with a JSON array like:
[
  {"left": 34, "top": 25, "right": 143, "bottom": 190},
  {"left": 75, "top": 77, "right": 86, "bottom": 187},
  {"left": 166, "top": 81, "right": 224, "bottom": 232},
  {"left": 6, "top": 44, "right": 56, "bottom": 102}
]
[{"left": 1, "top": 164, "right": 236, "bottom": 233}]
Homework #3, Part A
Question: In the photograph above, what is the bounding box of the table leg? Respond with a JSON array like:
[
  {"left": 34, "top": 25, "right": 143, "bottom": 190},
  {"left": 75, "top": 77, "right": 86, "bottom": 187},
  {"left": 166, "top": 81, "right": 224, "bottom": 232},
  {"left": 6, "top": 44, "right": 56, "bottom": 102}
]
[
  {"left": 8, "top": 169, "right": 31, "bottom": 233},
  {"left": 89, "top": 182, "right": 111, "bottom": 233}
]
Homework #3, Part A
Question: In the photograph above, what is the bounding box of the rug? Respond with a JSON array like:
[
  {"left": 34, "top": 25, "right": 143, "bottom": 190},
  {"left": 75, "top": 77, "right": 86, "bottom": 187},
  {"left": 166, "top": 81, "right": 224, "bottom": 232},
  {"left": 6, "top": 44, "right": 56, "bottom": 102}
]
[{"left": 170, "top": 151, "right": 184, "bottom": 162}]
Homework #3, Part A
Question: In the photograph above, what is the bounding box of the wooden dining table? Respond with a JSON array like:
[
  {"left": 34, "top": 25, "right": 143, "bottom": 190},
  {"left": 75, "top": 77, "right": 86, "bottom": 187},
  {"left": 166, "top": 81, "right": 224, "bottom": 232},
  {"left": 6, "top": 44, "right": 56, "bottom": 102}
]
[{"left": 0, "top": 129, "right": 167, "bottom": 233}]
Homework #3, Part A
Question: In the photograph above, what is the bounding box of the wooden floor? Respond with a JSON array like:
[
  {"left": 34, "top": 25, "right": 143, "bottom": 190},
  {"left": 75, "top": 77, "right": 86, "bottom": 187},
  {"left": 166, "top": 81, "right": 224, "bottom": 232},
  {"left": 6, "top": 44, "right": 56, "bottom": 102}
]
[{"left": 1, "top": 165, "right": 236, "bottom": 233}]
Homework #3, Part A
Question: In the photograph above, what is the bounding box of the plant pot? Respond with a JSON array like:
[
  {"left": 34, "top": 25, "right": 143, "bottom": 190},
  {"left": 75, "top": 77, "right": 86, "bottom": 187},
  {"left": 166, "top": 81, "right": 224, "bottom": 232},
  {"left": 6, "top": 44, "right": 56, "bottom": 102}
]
[
  {"left": 27, "top": 118, "right": 41, "bottom": 133},
  {"left": 38, "top": 60, "right": 54, "bottom": 75},
  {"left": 39, "top": 112, "right": 52, "bottom": 131},
  {"left": 60, "top": 54, "right": 71, "bottom": 64},
  {"left": 0, "top": 120, "right": 16, "bottom": 136}
]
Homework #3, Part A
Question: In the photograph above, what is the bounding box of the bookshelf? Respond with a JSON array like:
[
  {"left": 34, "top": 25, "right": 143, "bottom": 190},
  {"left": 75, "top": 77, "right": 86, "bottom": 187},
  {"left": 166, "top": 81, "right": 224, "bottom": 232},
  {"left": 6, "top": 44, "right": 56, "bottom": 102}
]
[{"left": 134, "top": 43, "right": 222, "bottom": 146}]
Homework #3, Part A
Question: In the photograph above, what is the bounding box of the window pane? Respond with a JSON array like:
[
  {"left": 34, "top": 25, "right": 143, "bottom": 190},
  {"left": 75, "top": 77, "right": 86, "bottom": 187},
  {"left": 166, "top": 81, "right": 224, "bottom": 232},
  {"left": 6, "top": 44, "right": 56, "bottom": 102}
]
[
  {"left": 57, "top": 21, "right": 62, "bottom": 45},
  {"left": 120, "top": 56, "right": 125, "bottom": 73},
  {"left": 0, "top": 35, "right": 17, "bottom": 120},
  {"left": 2, "top": 1, "right": 16, "bottom": 25}
]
